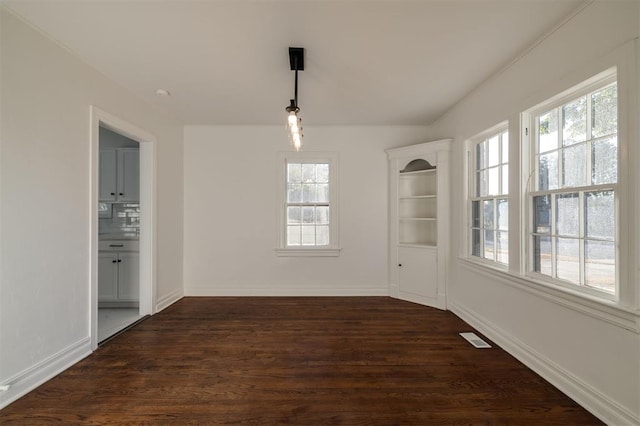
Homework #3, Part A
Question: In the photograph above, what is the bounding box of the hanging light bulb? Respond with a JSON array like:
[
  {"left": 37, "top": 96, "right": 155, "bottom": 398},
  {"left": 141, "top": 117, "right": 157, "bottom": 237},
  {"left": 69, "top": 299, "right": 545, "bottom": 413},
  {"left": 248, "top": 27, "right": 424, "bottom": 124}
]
[{"left": 285, "top": 99, "right": 302, "bottom": 151}]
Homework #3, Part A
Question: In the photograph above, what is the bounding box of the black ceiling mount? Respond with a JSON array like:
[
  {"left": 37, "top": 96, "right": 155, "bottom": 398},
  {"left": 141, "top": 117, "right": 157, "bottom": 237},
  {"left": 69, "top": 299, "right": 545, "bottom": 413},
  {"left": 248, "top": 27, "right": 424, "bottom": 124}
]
[{"left": 289, "top": 47, "right": 304, "bottom": 71}]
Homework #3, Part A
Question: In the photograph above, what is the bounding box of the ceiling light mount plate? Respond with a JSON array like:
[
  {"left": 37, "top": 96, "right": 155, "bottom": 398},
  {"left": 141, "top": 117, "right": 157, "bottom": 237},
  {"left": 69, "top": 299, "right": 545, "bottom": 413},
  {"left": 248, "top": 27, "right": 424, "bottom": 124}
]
[{"left": 289, "top": 47, "right": 304, "bottom": 71}]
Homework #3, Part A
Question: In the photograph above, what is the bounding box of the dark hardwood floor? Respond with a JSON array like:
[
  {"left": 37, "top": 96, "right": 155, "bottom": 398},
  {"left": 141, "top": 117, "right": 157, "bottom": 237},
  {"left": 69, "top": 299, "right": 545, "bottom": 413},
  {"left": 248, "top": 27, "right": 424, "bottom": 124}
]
[{"left": 1, "top": 297, "right": 602, "bottom": 424}]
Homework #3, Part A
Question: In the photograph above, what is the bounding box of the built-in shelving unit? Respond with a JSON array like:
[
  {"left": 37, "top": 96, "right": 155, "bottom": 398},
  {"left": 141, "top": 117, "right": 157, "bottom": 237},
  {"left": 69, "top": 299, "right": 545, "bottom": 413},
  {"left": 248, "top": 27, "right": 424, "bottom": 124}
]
[{"left": 386, "top": 139, "right": 451, "bottom": 310}]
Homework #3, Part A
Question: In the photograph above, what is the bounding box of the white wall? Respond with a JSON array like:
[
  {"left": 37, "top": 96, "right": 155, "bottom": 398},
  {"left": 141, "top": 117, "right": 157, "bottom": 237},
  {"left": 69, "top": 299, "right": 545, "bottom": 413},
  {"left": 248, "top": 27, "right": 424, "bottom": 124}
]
[
  {"left": 0, "top": 8, "right": 184, "bottom": 407},
  {"left": 428, "top": 2, "right": 640, "bottom": 424},
  {"left": 183, "top": 125, "right": 428, "bottom": 296}
]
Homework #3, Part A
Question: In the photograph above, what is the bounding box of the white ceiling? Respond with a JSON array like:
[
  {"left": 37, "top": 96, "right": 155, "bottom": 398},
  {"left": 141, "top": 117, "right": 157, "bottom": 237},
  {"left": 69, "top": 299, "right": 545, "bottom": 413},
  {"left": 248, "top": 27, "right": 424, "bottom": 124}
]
[{"left": 3, "top": 0, "right": 584, "bottom": 125}]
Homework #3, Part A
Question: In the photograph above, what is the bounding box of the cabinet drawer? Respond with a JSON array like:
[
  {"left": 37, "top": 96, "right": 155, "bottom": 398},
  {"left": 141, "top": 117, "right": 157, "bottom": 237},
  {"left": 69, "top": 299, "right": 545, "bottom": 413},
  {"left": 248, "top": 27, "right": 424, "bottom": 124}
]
[{"left": 99, "top": 240, "right": 139, "bottom": 252}]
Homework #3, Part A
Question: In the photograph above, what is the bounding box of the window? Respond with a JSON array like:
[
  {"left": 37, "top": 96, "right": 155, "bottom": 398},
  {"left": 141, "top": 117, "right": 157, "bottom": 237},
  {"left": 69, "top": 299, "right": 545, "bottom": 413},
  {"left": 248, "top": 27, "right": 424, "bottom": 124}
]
[
  {"left": 276, "top": 152, "right": 340, "bottom": 257},
  {"left": 527, "top": 74, "right": 617, "bottom": 295},
  {"left": 469, "top": 127, "right": 509, "bottom": 265}
]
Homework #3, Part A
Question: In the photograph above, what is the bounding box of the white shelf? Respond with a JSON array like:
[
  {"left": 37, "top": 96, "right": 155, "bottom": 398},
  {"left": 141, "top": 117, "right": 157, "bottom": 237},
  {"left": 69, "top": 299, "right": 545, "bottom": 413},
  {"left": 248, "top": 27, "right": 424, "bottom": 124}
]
[
  {"left": 398, "top": 243, "right": 437, "bottom": 249},
  {"left": 399, "top": 195, "right": 437, "bottom": 199},
  {"left": 400, "top": 217, "right": 436, "bottom": 221},
  {"left": 400, "top": 169, "right": 437, "bottom": 176}
]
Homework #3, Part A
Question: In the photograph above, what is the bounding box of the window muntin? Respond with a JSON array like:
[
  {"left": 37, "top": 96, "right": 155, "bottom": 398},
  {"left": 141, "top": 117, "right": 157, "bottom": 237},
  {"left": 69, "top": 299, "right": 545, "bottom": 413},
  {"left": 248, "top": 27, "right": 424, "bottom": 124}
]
[
  {"left": 286, "top": 162, "right": 330, "bottom": 247},
  {"left": 470, "top": 129, "right": 509, "bottom": 265},
  {"left": 529, "top": 81, "right": 617, "bottom": 294}
]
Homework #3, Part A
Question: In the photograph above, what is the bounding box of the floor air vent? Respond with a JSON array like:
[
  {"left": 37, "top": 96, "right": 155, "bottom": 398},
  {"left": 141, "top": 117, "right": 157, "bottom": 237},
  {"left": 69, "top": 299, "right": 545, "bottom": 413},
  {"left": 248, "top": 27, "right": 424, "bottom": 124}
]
[{"left": 460, "top": 332, "right": 491, "bottom": 348}]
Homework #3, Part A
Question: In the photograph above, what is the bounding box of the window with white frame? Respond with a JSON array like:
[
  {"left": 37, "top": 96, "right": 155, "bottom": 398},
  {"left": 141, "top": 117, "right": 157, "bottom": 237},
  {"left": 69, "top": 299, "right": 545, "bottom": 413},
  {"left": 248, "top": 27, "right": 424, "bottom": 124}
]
[
  {"left": 469, "top": 128, "right": 509, "bottom": 265},
  {"left": 527, "top": 73, "right": 617, "bottom": 295},
  {"left": 276, "top": 152, "right": 339, "bottom": 256}
]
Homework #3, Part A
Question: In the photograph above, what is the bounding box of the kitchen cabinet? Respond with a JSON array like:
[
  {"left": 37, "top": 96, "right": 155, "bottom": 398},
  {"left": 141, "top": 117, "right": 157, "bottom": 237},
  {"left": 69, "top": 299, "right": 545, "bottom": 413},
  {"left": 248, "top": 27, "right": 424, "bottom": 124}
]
[
  {"left": 386, "top": 139, "right": 451, "bottom": 310},
  {"left": 98, "top": 240, "right": 139, "bottom": 307},
  {"left": 99, "top": 148, "right": 139, "bottom": 202}
]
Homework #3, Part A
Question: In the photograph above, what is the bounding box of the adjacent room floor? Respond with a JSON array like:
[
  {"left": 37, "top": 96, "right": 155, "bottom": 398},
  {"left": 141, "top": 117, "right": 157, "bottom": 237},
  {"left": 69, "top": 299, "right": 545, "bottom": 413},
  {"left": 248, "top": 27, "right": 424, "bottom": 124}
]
[
  {"left": 97, "top": 307, "right": 142, "bottom": 343},
  {"left": 1, "top": 297, "right": 602, "bottom": 424}
]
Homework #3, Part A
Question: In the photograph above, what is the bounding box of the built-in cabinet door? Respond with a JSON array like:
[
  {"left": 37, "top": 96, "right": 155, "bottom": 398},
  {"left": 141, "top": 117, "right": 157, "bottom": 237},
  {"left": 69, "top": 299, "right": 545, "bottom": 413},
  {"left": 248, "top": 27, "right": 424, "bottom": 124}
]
[
  {"left": 117, "top": 149, "right": 139, "bottom": 202},
  {"left": 398, "top": 246, "right": 437, "bottom": 301},
  {"left": 98, "top": 252, "right": 119, "bottom": 301},
  {"left": 117, "top": 252, "right": 139, "bottom": 301},
  {"left": 99, "top": 149, "right": 117, "bottom": 202}
]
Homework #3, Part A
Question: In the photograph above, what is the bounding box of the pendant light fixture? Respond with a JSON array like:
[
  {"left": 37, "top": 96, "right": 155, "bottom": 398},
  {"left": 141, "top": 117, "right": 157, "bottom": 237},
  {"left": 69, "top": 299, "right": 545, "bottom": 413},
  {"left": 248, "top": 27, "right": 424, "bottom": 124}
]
[{"left": 286, "top": 47, "right": 304, "bottom": 151}]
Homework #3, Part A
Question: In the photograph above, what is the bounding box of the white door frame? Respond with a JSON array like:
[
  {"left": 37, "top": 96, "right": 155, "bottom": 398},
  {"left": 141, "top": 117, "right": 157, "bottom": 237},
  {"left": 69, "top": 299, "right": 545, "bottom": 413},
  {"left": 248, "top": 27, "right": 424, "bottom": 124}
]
[{"left": 89, "top": 106, "right": 157, "bottom": 350}]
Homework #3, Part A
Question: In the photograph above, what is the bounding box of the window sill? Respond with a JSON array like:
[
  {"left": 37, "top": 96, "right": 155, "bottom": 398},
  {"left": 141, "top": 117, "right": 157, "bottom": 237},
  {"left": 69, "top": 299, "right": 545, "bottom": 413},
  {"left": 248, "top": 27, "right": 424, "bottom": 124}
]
[
  {"left": 457, "top": 256, "right": 640, "bottom": 333},
  {"left": 275, "top": 248, "right": 342, "bottom": 257}
]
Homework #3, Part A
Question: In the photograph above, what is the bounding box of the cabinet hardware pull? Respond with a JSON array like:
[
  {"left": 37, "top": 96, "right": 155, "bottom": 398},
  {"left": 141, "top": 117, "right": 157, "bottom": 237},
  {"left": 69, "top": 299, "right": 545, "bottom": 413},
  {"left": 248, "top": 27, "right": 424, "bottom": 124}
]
[
  {"left": 110, "top": 192, "right": 115, "bottom": 196},
  {"left": 119, "top": 193, "right": 124, "bottom": 196},
  {"left": 398, "top": 264, "right": 402, "bottom": 267},
  {"left": 118, "top": 259, "right": 122, "bottom": 263},
  {"left": 109, "top": 244, "right": 124, "bottom": 247},
  {"left": 112, "top": 260, "right": 117, "bottom": 263}
]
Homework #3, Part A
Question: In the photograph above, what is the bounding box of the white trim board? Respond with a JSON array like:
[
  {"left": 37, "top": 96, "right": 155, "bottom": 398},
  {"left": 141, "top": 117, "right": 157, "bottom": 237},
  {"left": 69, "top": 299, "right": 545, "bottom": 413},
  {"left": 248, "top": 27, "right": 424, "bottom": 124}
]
[
  {"left": 156, "top": 289, "right": 184, "bottom": 312},
  {"left": 0, "top": 338, "right": 91, "bottom": 410},
  {"left": 449, "top": 300, "right": 639, "bottom": 425},
  {"left": 184, "top": 286, "right": 389, "bottom": 297}
]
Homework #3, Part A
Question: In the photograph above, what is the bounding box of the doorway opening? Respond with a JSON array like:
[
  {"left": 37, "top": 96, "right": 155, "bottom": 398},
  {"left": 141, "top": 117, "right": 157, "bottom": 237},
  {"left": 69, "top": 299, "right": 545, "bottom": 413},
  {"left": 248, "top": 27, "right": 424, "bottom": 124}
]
[{"left": 90, "top": 107, "right": 156, "bottom": 349}]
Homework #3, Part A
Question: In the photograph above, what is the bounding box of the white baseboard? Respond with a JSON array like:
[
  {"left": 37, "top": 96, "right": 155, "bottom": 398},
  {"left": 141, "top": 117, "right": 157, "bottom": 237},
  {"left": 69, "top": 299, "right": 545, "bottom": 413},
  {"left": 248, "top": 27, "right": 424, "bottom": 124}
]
[
  {"left": 449, "top": 301, "right": 640, "bottom": 426},
  {"left": 155, "top": 288, "right": 184, "bottom": 312},
  {"left": 184, "top": 286, "right": 389, "bottom": 297},
  {"left": 0, "top": 337, "right": 92, "bottom": 410}
]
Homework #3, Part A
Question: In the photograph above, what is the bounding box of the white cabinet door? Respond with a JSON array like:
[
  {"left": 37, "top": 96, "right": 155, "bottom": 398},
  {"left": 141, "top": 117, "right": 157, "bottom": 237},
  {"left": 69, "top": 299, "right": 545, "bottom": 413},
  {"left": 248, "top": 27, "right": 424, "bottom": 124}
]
[
  {"left": 117, "top": 252, "right": 139, "bottom": 301},
  {"left": 117, "top": 149, "right": 139, "bottom": 202},
  {"left": 99, "top": 149, "right": 117, "bottom": 202},
  {"left": 98, "top": 252, "right": 119, "bottom": 301},
  {"left": 398, "top": 246, "right": 437, "bottom": 303}
]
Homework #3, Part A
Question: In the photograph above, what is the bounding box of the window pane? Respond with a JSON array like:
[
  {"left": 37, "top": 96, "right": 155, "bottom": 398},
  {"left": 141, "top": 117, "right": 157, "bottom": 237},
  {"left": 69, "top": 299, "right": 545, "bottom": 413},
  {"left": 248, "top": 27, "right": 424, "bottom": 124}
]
[
  {"left": 287, "top": 226, "right": 301, "bottom": 246},
  {"left": 586, "top": 191, "right": 614, "bottom": 240},
  {"left": 302, "top": 206, "right": 314, "bottom": 224},
  {"left": 302, "top": 184, "right": 315, "bottom": 203},
  {"left": 592, "top": 137, "right": 617, "bottom": 185},
  {"left": 316, "top": 184, "right": 329, "bottom": 203},
  {"left": 472, "top": 229, "right": 481, "bottom": 256},
  {"left": 287, "top": 184, "right": 302, "bottom": 203},
  {"left": 562, "top": 144, "right": 586, "bottom": 188},
  {"left": 301, "top": 226, "right": 315, "bottom": 245},
  {"left": 538, "top": 151, "right": 558, "bottom": 190},
  {"left": 501, "top": 165, "right": 509, "bottom": 195},
  {"left": 562, "top": 96, "right": 587, "bottom": 146},
  {"left": 476, "top": 141, "right": 486, "bottom": 170},
  {"left": 316, "top": 225, "right": 330, "bottom": 246},
  {"left": 476, "top": 170, "right": 487, "bottom": 197},
  {"left": 488, "top": 135, "right": 500, "bottom": 167},
  {"left": 471, "top": 201, "right": 480, "bottom": 228},
  {"left": 496, "top": 231, "right": 508, "bottom": 265},
  {"left": 316, "top": 164, "right": 329, "bottom": 183},
  {"left": 287, "top": 163, "right": 302, "bottom": 183},
  {"left": 557, "top": 237, "right": 580, "bottom": 284},
  {"left": 592, "top": 84, "right": 617, "bottom": 138},
  {"left": 287, "top": 207, "right": 301, "bottom": 224},
  {"left": 316, "top": 207, "right": 329, "bottom": 225},
  {"left": 538, "top": 110, "right": 558, "bottom": 153},
  {"left": 484, "top": 230, "right": 495, "bottom": 260},
  {"left": 534, "top": 195, "right": 551, "bottom": 234},
  {"left": 302, "top": 164, "right": 315, "bottom": 182},
  {"left": 497, "top": 199, "right": 508, "bottom": 230},
  {"left": 585, "top": 240, "right": 615, "bottom": 293},
  {"left": 488, "top": 167, "right": 499, "bottom": 196},
  {"left": 501, "top": 131, "right": 509, "bottom": 164},
  {"left": 556, "top": 193, "right": 579, "bottom": 237},
  {"left": 483, "top": 200, "right": 494, "bottom": 229},
  {"left": 533, "top": 236, "right": 552, "bottom": 276}
]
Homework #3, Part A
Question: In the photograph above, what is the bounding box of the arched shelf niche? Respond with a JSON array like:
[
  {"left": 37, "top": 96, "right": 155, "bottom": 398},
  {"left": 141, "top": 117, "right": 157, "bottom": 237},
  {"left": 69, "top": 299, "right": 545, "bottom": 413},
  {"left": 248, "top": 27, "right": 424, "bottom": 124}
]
[{"left": 400, "top": 158, "right": 435, "bottom": 173}]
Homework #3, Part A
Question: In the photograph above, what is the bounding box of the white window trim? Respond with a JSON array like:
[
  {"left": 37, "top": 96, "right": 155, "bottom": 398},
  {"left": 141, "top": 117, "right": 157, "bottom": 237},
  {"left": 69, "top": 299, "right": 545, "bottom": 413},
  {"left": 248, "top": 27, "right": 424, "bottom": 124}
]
[
  {"left": 275, "top": 151, "right": 341, "bottom": 257},
  {"left": 522, "top": 68, "right": 619, "bottom": 302},
  {"left": 464, "top": 122, "right": 510, "bottom": 270}
]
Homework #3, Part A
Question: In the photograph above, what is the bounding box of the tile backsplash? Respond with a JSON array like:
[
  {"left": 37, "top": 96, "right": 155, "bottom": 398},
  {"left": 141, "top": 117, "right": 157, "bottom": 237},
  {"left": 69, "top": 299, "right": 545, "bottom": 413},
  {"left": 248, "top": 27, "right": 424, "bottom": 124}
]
[{"left": 99, "top": 203, "right": 140, "bottom": 237}]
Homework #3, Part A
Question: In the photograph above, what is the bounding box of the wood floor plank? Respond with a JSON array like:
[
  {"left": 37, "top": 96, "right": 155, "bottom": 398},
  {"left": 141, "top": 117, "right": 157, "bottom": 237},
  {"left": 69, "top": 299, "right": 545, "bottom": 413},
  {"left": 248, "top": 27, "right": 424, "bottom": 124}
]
[{"left": 0, "top": 297, "right": 602, "bottom": 424}]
